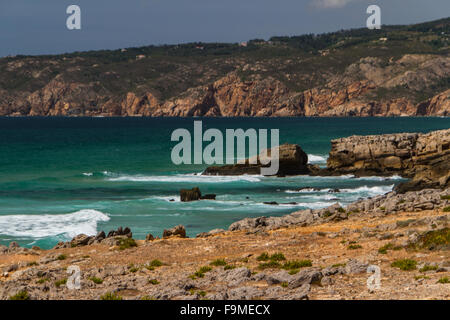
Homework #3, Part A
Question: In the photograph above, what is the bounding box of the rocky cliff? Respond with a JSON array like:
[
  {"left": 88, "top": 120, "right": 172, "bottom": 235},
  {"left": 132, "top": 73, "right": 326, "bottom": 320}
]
[{"left": 1, "top": 17, "right": 449, "bottom": 117}]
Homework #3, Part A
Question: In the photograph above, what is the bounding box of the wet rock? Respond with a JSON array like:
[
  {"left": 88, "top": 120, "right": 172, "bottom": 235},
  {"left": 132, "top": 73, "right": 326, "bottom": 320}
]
[
  {"left": 180, "top": 187, "right": 201, "bottom": 202},
  {"left": 200, "top": 194, "right": 216, "bottom": 200},
  {"left": 163, "top": 225, "right": 186, "bottom": 239}
]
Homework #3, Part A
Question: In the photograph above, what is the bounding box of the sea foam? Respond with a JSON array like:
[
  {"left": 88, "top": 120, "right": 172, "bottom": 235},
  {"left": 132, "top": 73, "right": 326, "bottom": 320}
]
[{"left": 0, "top": 209, "right": 110, "bottom": 239}]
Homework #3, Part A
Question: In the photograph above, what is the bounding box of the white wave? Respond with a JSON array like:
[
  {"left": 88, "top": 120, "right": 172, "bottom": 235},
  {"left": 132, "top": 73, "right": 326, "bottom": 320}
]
[
  {"left": 341, "top": 184, "right": 394, "bottom": 195},
  {"left": 82, "top": 172, "right": 93, "bottom": 176},
  {"left": 285, "top": 188, "right": 330, "bottom": 193},
  {"left": 152, "top": 196, "right": 181, "bottom": 202},
  {"left": 106, "top": 173, "right": 261, "bottom": 183},
  {"left": 0, "top": 209, "right": 110, "bottom": 239},
  {"left": 308, "top": 154, "right": 328, "bottom": 163}
]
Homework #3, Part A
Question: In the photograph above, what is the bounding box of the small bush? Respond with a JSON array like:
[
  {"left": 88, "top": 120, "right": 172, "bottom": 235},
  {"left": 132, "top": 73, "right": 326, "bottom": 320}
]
[
  {"left": 90, "top": 277, "right": 103, "bottom": 284},
  {"left": 224, "top": 265, "right": 236, "bottom": 270},
  {"left": 348, "top": 244, "right": 362, "bottom": 250},
  {"left": 198, "top": 291, "right": 207, "bottom": 297},
  {"left": 148, "top": 279, "right": 159, "bottom": 285},
  {"left": 191, "top": 266, "right": 212, "bottom": 279},
  {"left": 27, "top": 261, "right": 38, "bottom": 266},
  {"left": 282, "top": 260, "right": 312, "bottom": 270},
  {"left": 331, "top": 263, "right": 346, "bottom": 268},
  {"left": 258, "top": 261, "right": 281, "bottom": 270},
  {"left": 391, "top": 259, "right": 417, "bottom": 271},
  {"left": 57, "top": 254, "right": 67, "bottom": 261},
  {"left": 378, "top": 243, "right": 395, "bottom": 254},
  {"left": 210, "top": 259, "right": 227, "bottom": 266},
  {"left": 437, "top": 277, "right": 449, "bottom": 284},
  {"left": 337, "top": 207, "right": 346, "bottom": 213},
  {"left": 100, "top": 292, "right": 122, "bottom": 300},
  {"left": 443, "top": 206, "right": 450, "bottom": 212},
  {"left": 288, "top": 269, "right": 299, "bottom": 275},
  {"left": 9, "top": 290, "right": 30, "bottom": 300},
  {"left": 440, "top": 195, "right": 450, "bottom": 200},
  {"left": 270, "top": 253, "right": 286, "bottom": 261},
  {"left": 256, "top": 252, "right": 269, "bottom": 261},
  {"left": 280, "top": 282, "right": 288, "bottom": 288},
  {"left": 118, "top": 238, "right": 137, "bottom": 250},
  {"left": 149, "top": 259, "right": 163, "bottom": 267},
  {"left": 419, "top": 265, "right": 438, "bottom": 272},
  {"left": 55, "top": 278, "right": 67, "bottom": 287},
  {"left": 141, "top": 295, "right": 156, "bottom": 300}
]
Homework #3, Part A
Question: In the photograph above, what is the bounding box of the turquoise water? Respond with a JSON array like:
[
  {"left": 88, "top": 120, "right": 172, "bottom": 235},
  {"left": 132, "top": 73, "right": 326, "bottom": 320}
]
[{"left": 0, "top": 117, "right": 449, "bottom": 249}]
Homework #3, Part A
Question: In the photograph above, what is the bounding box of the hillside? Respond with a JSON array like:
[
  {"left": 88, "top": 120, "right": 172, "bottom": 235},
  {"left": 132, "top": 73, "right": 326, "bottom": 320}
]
[{"left": 0, "top": 18, "right": 449, "bottom": 117}]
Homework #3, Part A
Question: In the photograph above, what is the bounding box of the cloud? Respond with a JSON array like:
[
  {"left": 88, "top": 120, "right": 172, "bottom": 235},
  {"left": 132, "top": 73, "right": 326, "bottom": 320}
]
[{"left": 312, "top": 0, "right": 358, "bottom": 8}]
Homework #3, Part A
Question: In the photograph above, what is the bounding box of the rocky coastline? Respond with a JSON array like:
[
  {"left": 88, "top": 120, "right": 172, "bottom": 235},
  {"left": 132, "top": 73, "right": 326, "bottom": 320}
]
[{"left": 1, "top": 129, "right": 449, "bottom": 300}]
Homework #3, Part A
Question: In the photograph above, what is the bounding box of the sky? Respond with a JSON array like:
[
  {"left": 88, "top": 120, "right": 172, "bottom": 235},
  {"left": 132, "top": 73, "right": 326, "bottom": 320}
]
[{"left": 0, "top": 0, "right": 449, "bottom": 57}]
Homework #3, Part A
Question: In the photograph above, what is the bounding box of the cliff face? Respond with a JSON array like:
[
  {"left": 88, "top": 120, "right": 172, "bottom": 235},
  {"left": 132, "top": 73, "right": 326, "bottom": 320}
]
[
  {"left": 326, "top": 128, "right": 450, "bottom": 191},
  {"left": 1, "top": 54, "right": 448, "bottom": 117}
]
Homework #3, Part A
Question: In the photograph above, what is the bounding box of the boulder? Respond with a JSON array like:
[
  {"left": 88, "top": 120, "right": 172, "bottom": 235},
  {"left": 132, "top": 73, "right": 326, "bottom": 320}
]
[
  {"left": 70, "top": 234, "right": 93, "bottom": 247},
  {"left": 202, "top": 144, "right": 311, "bottom": 176},
  {"left": 163, "top": 225, "right": 186, "bottom": 238}
]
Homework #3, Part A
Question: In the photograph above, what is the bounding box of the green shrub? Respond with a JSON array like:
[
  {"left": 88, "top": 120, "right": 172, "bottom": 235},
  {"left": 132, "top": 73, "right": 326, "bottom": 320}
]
[
  {"left": 391, "top": 259, "right": 417, "bottom": 271},
  {"left": 437, "top": 277, "right": 449, "bottom": 284},
  {"left": 348, "top": 244, "right": 362, "bottom": 250},
  {"left": 9, "top": 290, "right": 30, "bottom": 300},
  {"left": 282, "top": 260, "right": 312, "bottom": 270},
  {"left": 100, "top": 292, "right": 123, "bottom": 300},
  {"left": 256, "top": 252, "right": 269, "bottom": 261},
  {"left": 258, "top": 261, "right": 281, "bottom": 270},
  {"left": 27, "top": 261, "right": 38, "bottom": 266},
  {"left": 378, "top": 243, "right": 395, "bottom": 254},
  {"left": 443, "top": 206, "right": 450, "bottom": 212},
  {"left": 419, "top": 265, "right": 438, "bottom": 272},
  {"left": 55, "top": 278, "right": 67, "bottom": 287},
  {"left": 148, "top": 279, "right": 159, "bottom": 285},
  {"left": 280, "top": 282, "right": 288, "bottom": 288},
  {"left": 331, "top": 263, "right": 346, "bottom": 268},
  {"left": 210, "top": 259, "right": 227, "bottom": 266},
  {"left": 57, "top": 254, "right": 67, "bottom": 261},
  {"left": 90, "top": 277, "right": 103, "bottom": 284},
  {"left": 440, "top": 195, "right": 450, "bottom": 200},
  {"left": 269, "top": 253, "right": 286, "bottom": 261},
  {"left": 288, "top": 269, "right": 299, "bottom": 275},
  {"left": 149, "top": 259, "right": 163, "bottom": 267},
  {"left": 224, "top": 265, "right": 236, "bottom": 270}
]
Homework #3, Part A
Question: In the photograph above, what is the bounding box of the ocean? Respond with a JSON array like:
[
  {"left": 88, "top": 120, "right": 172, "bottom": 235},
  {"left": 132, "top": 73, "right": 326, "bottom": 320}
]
[{"left": 0, "top": 117, "right": 449, "bottom": 249}]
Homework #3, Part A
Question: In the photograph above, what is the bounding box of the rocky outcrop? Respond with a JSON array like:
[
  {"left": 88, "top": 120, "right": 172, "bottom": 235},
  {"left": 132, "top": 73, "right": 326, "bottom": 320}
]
[
  {"left": 163, "top": 225, "right": 187, "bottom": 239},
  {"left": 1, "top": 53, "right": 449, "bottom": 117},
  {"left": 203, "top": 143, "right": 315, "bottom": 176},
  {"left": 324, "top": 129, "right": 450, "bottom": 192},
  {"left": 228, "top": 188, "right": 450, "bottom": 233}
]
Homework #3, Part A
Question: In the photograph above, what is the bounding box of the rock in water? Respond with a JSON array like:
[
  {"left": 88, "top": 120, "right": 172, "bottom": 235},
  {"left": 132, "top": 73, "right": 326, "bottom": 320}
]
[
  {"left": 163, "top": 225, "right": 186, "bottom": 238},
  {"left": 324, "top": 129, "right": 450, "bottom": 192},
  {"left": 202, "top": 144, "right": 311, "bottom": 176},
  {"left": 180, "top": 187, "right": 201, "bottom": 202}
]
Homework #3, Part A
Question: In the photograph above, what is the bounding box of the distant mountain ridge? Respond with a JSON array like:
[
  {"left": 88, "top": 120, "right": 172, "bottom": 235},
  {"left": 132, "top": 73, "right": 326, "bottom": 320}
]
[{"left": 0, "top": 17, "right": 449, "bottom": 117}]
